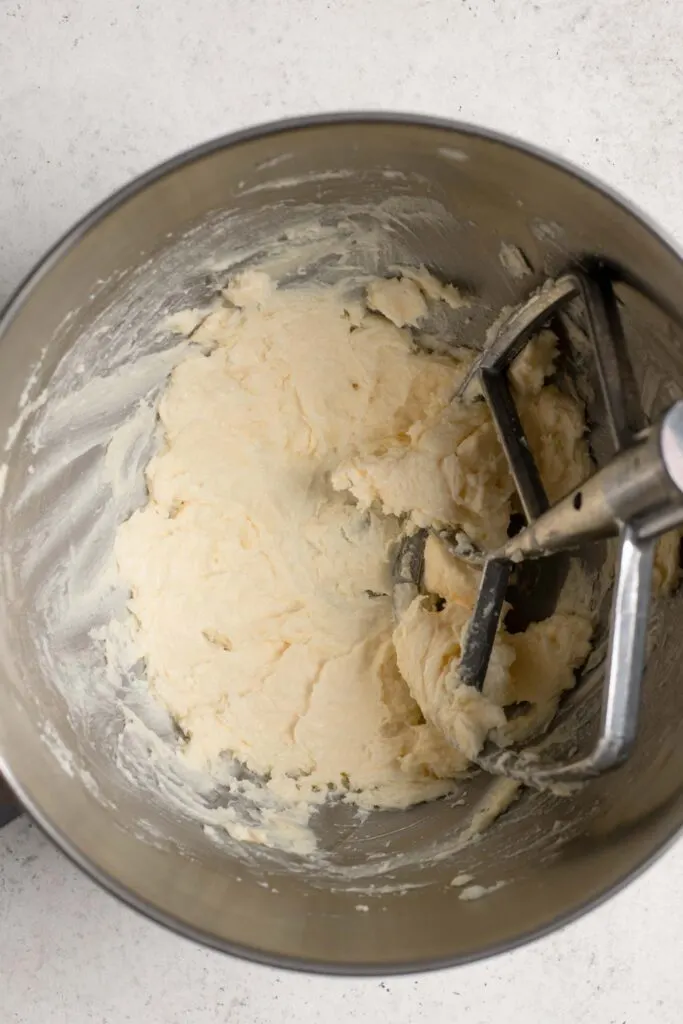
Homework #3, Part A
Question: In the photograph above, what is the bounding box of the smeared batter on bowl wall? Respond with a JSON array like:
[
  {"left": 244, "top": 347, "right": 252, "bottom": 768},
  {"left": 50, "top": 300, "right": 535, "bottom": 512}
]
[{"left": 115, "top": 267, "right": 594, "bottom": 818}]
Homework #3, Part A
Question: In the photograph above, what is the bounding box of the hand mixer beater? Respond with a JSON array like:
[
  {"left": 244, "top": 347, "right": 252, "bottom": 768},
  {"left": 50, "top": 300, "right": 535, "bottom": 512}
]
[{"left": 394, "top": 271, "right": 683, "bottom": 788}]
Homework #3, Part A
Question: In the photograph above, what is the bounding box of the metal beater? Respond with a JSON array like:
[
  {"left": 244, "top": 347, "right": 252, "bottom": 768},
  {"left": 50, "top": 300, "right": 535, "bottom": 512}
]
[{"left": 394, "top": 271, "right": 683, "bottom": 787}]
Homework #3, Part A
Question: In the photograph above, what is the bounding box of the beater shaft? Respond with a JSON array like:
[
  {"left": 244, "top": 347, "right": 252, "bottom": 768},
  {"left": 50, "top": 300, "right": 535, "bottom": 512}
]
[{"left": 502, "top": 401, "right": 683, "bottom": 563}]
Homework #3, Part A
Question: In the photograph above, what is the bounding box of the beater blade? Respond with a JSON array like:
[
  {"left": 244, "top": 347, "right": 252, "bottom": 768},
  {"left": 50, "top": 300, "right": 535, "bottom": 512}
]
[{"left": 396, "top": 271, "right": 683, "bottom": 784}]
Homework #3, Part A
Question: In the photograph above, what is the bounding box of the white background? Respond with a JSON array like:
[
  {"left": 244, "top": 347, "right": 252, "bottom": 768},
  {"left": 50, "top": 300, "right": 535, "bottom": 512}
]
[{"left": 2, "top": 0, "right": 683, "bottom": 1020}]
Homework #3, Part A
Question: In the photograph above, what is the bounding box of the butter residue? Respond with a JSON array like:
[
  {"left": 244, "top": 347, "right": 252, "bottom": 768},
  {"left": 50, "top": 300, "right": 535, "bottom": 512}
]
[
  {"left": 499, "top": 242, "right": 532, "bottom": 280},
  {"left": 459, "top": 880, "right": 506, "bottom": 901}
]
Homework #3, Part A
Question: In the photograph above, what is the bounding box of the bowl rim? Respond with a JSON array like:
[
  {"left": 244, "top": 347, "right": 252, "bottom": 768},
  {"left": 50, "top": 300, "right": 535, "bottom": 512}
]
[{"left": 2, "top": 111, "right": 683, "bottom": 976}]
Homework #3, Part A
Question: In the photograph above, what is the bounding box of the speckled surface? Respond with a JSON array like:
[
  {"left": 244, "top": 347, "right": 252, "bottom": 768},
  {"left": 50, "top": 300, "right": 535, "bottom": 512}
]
[{"left": 2, "top": 0, "right": 683, "bottom": 1020}]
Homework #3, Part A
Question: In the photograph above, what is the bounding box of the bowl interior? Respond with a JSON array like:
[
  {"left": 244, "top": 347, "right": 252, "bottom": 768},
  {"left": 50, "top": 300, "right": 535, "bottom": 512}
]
[{"left": 1, "top": 119, "right": 683, "bottom": 972}]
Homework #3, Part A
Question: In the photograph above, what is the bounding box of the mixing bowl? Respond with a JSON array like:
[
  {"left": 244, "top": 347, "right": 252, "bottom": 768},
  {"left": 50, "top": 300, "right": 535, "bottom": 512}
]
[{"left": 2, "top": 115, "right": 683, "bottom": 974}]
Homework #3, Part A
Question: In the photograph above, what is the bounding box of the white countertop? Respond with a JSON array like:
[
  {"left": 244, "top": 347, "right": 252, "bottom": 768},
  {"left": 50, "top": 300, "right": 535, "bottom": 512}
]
[{"left": 2, "top": 0, "right": 683, "bottom": 1020}]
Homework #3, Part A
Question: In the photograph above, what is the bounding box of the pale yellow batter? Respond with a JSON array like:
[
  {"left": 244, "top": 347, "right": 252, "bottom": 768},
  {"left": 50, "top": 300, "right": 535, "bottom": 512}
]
[{"left": 115, "top": 268, "right": 594, "bottom": 811}]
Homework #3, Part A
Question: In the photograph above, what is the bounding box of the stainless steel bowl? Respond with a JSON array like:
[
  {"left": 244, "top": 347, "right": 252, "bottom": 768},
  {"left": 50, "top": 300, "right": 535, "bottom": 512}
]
[{"left": 2, "top": 115, "right": 683, "bottom": 975}]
